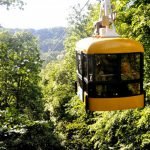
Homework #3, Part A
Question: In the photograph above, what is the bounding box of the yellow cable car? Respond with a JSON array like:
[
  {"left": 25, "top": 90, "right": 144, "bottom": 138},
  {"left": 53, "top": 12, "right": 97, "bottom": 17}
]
[
  {"left": 75, "top": 0, "right": 145, "bottom": 111},
  {"left": 75, "top": 37, "right": 145, "bottom": 111}
]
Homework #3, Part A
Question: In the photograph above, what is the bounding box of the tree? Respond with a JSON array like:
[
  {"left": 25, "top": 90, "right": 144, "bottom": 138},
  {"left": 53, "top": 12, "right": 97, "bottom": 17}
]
[
  {"left": 0, "top": 31, "right": 65, "bottom": 150},
  {"left": 0, "top": 0, "right": 24, "bottom": 9},
  {"left": 0, "top": 31, "right": 43, "bottom": 119}
]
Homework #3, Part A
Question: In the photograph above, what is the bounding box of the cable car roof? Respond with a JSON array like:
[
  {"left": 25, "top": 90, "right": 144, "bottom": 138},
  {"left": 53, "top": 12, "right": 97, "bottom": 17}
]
[{"left": 76, "top": 37, "right": 144, "bottom": 54}]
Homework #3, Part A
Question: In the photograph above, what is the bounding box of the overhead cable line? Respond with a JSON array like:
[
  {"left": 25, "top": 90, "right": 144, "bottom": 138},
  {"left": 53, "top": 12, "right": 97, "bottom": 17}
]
[{"left": 49, "top": 0, "right": 91, "bottom": 52}]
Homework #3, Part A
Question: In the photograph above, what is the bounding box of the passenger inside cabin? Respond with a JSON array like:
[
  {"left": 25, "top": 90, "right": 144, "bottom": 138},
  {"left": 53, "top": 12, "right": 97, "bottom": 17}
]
[{"left": 121, "top": 58, "right": 140, "bottom": 95}]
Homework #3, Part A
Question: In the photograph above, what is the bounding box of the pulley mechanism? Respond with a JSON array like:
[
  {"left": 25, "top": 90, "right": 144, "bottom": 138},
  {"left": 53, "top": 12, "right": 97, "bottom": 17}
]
[{"left": 94, "top": 0, "right": 118, "bottom": 37}]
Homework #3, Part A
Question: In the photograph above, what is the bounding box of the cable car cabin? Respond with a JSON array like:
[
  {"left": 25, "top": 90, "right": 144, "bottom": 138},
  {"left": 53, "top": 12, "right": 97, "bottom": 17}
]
[{"left": 75, "top": 37, "right": 145, "bottom": 111}]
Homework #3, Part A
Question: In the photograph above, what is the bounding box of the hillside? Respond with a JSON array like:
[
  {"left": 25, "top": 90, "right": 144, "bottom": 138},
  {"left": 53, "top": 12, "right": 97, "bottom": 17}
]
[
  {"left": 1, "top": 27, "right": 66, "bottom": 53},
  {"left": 26, "top": 27, "right": 66, "bottom": 53},
  {"left": 26, "top": 27, "right": 66, "bottom": 63}
]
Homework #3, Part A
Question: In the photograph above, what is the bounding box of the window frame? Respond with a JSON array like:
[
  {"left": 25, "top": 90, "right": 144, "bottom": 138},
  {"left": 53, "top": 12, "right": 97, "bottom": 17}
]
[{"left": 76, "top": 52, "right": 144, "bottom": 98}]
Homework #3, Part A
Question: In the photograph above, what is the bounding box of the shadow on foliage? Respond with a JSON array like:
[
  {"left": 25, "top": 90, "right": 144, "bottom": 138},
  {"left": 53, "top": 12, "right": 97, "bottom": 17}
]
[{"left": 0, "top": 121, "right": 64, "bottom": 150}]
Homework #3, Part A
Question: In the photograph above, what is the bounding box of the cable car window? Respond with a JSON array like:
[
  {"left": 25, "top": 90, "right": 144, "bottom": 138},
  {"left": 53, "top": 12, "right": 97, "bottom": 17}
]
[
  {"left": 83, "top": 55, "right": 88, "bottom": 78},
  {"left": 96, "top": 84, "right": 121, "bottom": 97},
  {"left": 77, "top": 53, "right": 82, "bottom": 75},
  {"left": 121, "top": 54, "right": 140, "bottom": 80},
  {"left": 96, "top": 82, "right": 140, "bottom": 97},
  {"left": 96, "top": 84, "right": 119, "bottom": 97},
  {"left": 94, "top": 53, "right": 143, "bottom": 98},
  {"left": 96, "top": 85, "right": 106, "bottom": 96},
  {"left": 95, "top": 54, "right": 118, "bottom": 81},
  {"left": 88, "top": 55, "right": 94, "bottom": 81},
  {"left": 117, "top": 83, "right": 140, "bottom": 96},
  {"left": 127, "top": 83, "right": 140, "bottom": 95}
]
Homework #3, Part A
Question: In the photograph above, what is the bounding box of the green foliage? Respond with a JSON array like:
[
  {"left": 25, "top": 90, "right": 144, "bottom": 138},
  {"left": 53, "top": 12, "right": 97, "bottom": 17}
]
[
  {"left": 0, "top": 31, "right": 64, "bottom": 149},
  {"left": 67, "top": 3, "right": 99, "bottom": 40},
  {"left": 0, "top": 120, "right": 63, "bottom": 150},
  {"left": 0, "top": 31, "right": 43, "bottom": 119},
  {"left": 89, "top": 108, "right": 150, "bottom": 149},
  {"left": 41, "top": 60, "right": 75, "bottom": 119}
]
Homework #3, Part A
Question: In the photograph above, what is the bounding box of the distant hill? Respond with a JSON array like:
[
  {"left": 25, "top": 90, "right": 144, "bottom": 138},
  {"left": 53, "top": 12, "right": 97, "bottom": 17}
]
[
  {"left": 1, "top": 27, "right": 66, "bottom": 53},
  {"left": 26, "top": 27, "right": 66, "bottom": 53}
]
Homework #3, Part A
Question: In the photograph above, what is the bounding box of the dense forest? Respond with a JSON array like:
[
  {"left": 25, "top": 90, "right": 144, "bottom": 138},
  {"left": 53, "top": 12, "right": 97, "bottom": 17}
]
[{"left": 0, "top": 0, "right": 150, "bottom": 149}]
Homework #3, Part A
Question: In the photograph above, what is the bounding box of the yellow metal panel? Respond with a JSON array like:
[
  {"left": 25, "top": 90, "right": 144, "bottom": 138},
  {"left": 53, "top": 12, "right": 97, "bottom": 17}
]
[
  {"left": 76, "top": 37, "right": 144, "bottom": 54},
  {"left": 88, "top": 94, "right": 144, "bottom": 111}
]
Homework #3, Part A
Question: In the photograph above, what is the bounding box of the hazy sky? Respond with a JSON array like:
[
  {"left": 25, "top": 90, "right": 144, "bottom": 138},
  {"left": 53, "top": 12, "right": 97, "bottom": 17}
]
[{"left": 0, "top": 0, "right": 96, "bottom": 29}]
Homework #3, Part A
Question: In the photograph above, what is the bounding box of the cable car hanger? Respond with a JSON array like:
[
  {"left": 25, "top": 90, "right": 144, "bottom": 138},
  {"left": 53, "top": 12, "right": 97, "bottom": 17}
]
[{"left": 94, "top": 0, "right": 118, "bottom": 37}]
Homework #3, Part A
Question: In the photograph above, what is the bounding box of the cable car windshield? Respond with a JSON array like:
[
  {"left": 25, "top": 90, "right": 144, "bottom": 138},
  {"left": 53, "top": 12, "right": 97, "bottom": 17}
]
[
  {"left": 94, "top": 53, "right": 142, "bottom": 97},
  {"left": 76, "top": 52, "right": 143, "bottom": 98}
]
